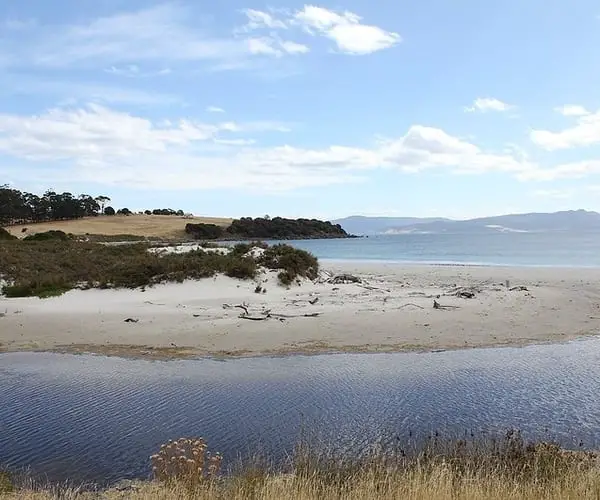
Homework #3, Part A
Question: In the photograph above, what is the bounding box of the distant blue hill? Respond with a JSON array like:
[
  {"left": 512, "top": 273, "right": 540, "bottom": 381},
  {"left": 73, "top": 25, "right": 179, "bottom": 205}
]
[
  {"left": 333, "top": 210, "right": 600, "bottom": 235},
  {"left": 331, "top": 216, "right": 448, "bottom": 235}
]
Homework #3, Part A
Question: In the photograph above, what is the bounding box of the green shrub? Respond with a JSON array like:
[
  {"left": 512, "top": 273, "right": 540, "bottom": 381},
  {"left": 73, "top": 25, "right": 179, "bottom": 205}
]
[
  {"left": 0, "top": 240, "right": 318, "bottom": 297},
  {"left": 185, "top": 223, "right": 224, "bottom": 240},
  {"left": 23, "top": 230, "right": 71, "bottom": 241},
  {"left": 259, "top": 244, "right": 319, "bottom": 284},
  {"left": 0, "top": 227, "right": 17, "bottom": 240},
  {"left": 224, "top": 257, "right": 257, "bottom": 280},
  {"left": 230, "top": 241, "right": 268, "bottom": 257},
  {"left": 2, "top": 282, "right": 71, "bottom": 299}
]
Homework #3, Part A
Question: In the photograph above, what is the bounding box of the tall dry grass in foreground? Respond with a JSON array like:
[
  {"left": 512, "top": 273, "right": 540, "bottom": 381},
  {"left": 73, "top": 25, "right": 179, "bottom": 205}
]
[
  {"left": 4, "top": 432, "right": 600, "bottom": 499},
  {"left": 5, "top": 468, "right": 600, "bottom": 500}
]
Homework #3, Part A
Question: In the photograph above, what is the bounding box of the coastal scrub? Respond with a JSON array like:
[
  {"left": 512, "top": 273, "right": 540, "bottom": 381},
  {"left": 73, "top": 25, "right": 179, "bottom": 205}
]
[{"left": 0, "top": 239, "right": 318, "bottom": 298}]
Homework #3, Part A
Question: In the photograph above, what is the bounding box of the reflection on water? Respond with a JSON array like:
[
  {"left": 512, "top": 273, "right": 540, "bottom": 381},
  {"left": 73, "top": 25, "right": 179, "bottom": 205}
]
[{"left": 1, "top": 339, "right": 600, "bottom": 484}]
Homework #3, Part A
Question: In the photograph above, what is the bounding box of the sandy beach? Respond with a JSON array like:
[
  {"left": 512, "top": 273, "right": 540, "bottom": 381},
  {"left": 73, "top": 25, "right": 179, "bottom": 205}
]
[{"left": 2, "top": 262, "right": 600, "bottom": 359}]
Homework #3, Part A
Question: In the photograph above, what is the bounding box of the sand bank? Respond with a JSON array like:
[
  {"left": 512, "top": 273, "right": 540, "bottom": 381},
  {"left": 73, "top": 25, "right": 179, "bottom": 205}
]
[{"left": 2, "top": 263, "right": 600, "bottom": 359}]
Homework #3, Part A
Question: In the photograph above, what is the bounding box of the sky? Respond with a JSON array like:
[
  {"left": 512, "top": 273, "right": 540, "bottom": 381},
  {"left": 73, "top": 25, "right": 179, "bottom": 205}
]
[{"left": 1, "top": 1, "right": 600, "bottom": 220}]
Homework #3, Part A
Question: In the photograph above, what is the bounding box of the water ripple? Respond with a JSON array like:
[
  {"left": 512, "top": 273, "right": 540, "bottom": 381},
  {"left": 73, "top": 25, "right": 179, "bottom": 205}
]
[{"left": 1, "top": 340, "right": 600, "bottom": 483}]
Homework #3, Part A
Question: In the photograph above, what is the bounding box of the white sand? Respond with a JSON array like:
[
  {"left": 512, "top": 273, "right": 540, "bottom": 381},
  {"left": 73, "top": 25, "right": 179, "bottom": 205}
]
[{"left": 2, "top": 263, "right": 600, "bottom": 358}]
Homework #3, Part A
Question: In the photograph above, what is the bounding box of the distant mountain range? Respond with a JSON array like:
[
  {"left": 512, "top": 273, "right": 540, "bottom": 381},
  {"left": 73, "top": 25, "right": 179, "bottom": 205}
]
[{"left": 332, "top": 210, "right": 600, "bottom": 235}]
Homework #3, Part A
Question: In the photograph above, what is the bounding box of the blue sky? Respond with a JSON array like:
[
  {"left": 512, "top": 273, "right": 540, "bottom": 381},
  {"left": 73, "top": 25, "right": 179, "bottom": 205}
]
[{"left": 1, "top": 0, "right": 600, "bottom": 219}]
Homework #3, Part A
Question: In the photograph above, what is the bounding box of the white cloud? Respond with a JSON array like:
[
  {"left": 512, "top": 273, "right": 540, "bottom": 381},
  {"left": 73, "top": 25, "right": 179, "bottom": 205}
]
[
  {"left": 465, "top": 98, "right": 513, "bottom": 113},
  {"left": 3, "top": 4, "right": 303, "bottom": 70},
  {"left": 207, "top": 106, "right": 225, "bottom": 113},
  {"left": 239, "top": 9, "right": 288, "bottom": 31},
  {"left": 293, "top": 5, "right": 400, "bottom": 54},
  {"left": 555, "top": 105, "right": 590, "bottom": 117},
  {"left": 531, "top": 110, "right": 600, "bottom": 150},
  {"left": 105, "top": 65, "right": 171, "bottom": 77},
  {"left": 0, "top": 104, "right": 550, "bottom": 192},
  {"left": 279, "top": 40, "right": 310, "bottom": 54}
]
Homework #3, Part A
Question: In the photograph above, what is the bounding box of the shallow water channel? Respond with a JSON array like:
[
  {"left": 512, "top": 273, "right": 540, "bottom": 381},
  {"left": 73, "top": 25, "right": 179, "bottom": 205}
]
[{"left": 2, "top": 339, "right": 600, "bottom": 484}]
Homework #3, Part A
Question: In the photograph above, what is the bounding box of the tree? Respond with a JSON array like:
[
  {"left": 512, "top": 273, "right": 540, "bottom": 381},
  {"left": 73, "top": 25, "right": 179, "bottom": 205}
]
[
  {"left": 117, "top": 208, "right": 132, "bottom": 215},
  {"left": 95, "top": 196, "right": 111, "bottom": 212},
  {"left": 104, "top": 206, "right": 116, "bottom": 216}
]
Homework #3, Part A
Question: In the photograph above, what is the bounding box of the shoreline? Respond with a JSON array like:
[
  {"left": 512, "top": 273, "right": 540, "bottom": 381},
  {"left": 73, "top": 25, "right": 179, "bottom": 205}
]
[
  {"left": 2, "top": 262, "right": 600, "bottom": 361},
  {"left": 319, "top": 258, "right": 600, "bottom": 269},
  {"left": 3, "top": 334, "right": 599, "bottom": 362}
]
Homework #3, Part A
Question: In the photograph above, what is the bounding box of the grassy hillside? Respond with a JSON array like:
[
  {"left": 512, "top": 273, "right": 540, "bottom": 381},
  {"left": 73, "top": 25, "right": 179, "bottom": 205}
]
[{"left": 3, "top": 215, "right": 233, "bottom": 240}]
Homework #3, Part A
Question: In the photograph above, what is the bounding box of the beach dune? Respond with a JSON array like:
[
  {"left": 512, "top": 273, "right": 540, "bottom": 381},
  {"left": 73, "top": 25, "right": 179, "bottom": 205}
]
[{"left": 1, "top": 263, "right": 600, "bottom": 359}]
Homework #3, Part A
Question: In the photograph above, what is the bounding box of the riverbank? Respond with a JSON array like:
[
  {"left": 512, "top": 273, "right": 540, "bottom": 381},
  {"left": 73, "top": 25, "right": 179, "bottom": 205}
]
[
  {"left": 3, "top": 432, "right": 600, "bottom": 499},
  {"left": 2, "top": 263, "right": 600, "bottom": 359}
]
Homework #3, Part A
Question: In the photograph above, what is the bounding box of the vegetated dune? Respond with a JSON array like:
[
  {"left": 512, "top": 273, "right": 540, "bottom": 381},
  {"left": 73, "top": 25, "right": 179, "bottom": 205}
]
[{"left": 4, "top": 215, "right": 233, "bottom": 239}]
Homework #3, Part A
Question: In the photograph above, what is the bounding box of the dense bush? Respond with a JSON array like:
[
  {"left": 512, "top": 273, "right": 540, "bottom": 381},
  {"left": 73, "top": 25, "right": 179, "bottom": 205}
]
[
  {"left": 23, "top": 230, "right": 71, "bottom": 242},
  {"left": 152, "top": 208, "right": 184, "bottom": 216},
  {"left": 104, "top": 206, "right": 116, "bottom": 216},
  {"left": 0, "top": 241, "right": 317, "bottom": 297},
  {"left": 185, "top": 223, "right": 225, "bottom": 239},
  {"left": 186, "top": 217, "right": 351, "bottom": 241},
  {"left": 258, "top": 244, "right": 319, "bottom": 284},
  {"left": 226, "top": 217, "right": 349, "bottom": 239},
  {"left": 0, "top": 228, "right": 16, "bottom": 240},
  {"left": 230, "top": 241, "right": 269, "bottom": 257}
]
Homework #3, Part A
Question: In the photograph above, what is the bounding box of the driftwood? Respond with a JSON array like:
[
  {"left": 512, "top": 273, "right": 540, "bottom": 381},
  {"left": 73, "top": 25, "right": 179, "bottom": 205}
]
[
  {"left": 397, "top": 303, "right": 425, "bottom": 310},
  {"left": 224, "top": 302, "right": 321, "bottom": 322},
  {"left": 510, "top": 286, "right": 529, "bottom": 292},
  {"left": 433, "top": 300, "right": 460, "bottom": 310},
  {"left": 328, "top": 274, "right": 362, "bottom": 285},
  {"left": 239, "top": 311, "right": 322, "bottom": 321},
  {"left": 309, "top": 297, "right": 319, "bottom": 305},
  {"left": 124, "top": 318, "right": 139, "bottom": 323}
]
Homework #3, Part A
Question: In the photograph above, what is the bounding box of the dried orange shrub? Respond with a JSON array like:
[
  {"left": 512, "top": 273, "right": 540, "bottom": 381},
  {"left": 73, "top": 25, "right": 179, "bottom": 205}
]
[{"left": 150, "top": 438, "right": 222, "bottom": 485}]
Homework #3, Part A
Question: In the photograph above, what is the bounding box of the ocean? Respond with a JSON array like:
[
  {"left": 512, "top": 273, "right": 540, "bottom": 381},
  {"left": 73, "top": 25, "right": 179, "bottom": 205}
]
[{"left": 282, "top": 231, "right": 600, "bottom": 267}]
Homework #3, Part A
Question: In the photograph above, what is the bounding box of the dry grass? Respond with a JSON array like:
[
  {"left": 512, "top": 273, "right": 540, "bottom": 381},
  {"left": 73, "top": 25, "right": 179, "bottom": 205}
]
[
  {"left": 3, "top": 215, "right": 232, "bottom": 240},
  {"left": 5, "top": 467, "right": 600, "bottom": 499},
  {"left": 4, "top": 433, "right": 600, "bottom": 499}
]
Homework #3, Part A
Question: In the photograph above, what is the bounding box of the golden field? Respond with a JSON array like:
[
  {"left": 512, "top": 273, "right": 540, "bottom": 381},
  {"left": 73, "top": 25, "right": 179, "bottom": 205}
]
[{"left": 3, "top": 215, "right": 232, "bottom": 239}]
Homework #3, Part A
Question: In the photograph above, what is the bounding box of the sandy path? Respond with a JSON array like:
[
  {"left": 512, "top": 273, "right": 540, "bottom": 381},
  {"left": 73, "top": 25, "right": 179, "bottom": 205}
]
[{"left": 2, "top": 263, "right": 600, "bottom": 359}]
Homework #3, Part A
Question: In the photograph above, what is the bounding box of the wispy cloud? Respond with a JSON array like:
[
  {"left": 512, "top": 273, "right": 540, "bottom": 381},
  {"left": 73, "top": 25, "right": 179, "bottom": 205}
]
[
  {"left": 531, "top": 108, "right": 600, "bottom": 150},
  {"left": 1, "top": 4, "right": 304, "bottom": 70},
  {"left": 0, "top": 103, "right": 558, "bottom": 193},
  {"left": 293, "top": 5, "right": 401, "bottom": 54},
  {"left": 465, "top": 98, "right": 513, "bottom": 113},
  {"left": 207, "top": 106, "right": 225, "bottom": 113},
  {"left": 554, "top": 105, "right": 590, "bottom": 117},
  {"left": 238, "top": 5, "right": 401, "bottom": 55},
  {"left": 104, "top": 65, "right": 172, "bottom": 77}
]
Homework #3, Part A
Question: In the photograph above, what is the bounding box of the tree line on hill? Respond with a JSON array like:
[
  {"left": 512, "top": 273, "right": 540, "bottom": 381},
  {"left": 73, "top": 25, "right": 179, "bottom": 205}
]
[
  {"left": 0, "top": 186, "right": 189, "bottom": 225},
  {"left": 186, "top": 216, "right": 352, "bottom": 240},
  {"left": 0, "top": 186, "right": 108, "bottom": 225}
]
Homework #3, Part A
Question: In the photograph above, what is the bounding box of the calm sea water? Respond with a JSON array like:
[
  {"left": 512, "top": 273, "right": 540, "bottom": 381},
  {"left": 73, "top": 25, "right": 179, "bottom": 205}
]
[
  {"left": 2, "top": 339, "right": 600, "bottom": 484},
  {"left": 281, "top": 232, "right": 600, "bottom": 267}
]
